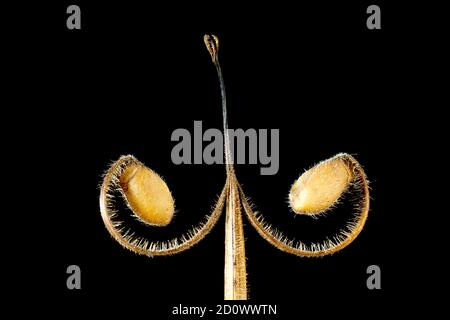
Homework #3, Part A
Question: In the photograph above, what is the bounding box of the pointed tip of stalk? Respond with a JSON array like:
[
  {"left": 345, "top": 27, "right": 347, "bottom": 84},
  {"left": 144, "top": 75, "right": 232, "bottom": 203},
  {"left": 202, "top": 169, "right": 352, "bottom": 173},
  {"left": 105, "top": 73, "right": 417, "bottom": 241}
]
[{"left": 204, "top": 34, "right": 219, "bottom": 63}]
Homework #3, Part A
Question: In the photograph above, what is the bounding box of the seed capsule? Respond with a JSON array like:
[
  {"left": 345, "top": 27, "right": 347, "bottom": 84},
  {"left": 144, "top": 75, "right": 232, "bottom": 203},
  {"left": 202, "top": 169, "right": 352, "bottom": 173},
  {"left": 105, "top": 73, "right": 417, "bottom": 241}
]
[
  {"left": 119, "top": 162, "right": 175, "bottom": 226},
  {"left": 289, "top": 154, "right": 353, "bottom": 215}
]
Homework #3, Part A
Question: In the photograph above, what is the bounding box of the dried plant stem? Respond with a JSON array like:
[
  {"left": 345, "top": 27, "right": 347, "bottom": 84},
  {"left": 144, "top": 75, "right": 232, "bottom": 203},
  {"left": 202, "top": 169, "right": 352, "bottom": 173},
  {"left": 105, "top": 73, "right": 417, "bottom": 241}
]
[
  {"left": 224, "top": 172, "right": 247, "bottom": 300},
  {"left": 205, "top": 34, "right": 248, "bottom": 300},
  {"left": 204, "top": 35, "right": 247, "bottom": 300}
]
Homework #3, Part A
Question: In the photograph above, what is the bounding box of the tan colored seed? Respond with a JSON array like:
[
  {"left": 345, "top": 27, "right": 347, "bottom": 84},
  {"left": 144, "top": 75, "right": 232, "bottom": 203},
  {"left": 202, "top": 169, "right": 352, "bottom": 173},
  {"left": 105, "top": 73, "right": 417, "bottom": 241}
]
[
  {"left": 289, "top": 156, "right": 352, "bottom": 215},
  {"left": 119, "top": 163, "right": 175, "bottom": 226}
]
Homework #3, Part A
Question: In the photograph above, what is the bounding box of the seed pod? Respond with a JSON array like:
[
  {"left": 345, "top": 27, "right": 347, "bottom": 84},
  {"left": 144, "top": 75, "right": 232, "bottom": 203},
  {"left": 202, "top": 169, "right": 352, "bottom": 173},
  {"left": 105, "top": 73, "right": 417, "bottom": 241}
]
[
  {"left": 289, "top": 154, "right": 353, "bottom": 215},
  {"left": 119, "top": 162, "right": 175, "bottom": 226},
  {"left": 100, "top": 155, "right": 226, "bottom": 256},
  {"left": 242, "top": 153, "right": 369, "bottom": 257}
]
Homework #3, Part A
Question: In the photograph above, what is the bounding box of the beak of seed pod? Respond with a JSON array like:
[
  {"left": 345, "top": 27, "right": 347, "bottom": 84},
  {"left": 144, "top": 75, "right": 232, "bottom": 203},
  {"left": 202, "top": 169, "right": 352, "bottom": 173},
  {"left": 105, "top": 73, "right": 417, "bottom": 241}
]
[
  {"left": 289, "top": 154, "right": 353, "bottom": 215},
  {"left": 119, "top": 162, "right": 175, "bottom": 226},
  {"left": 204, "top": 34, "right": 219, "bottom": 63}
]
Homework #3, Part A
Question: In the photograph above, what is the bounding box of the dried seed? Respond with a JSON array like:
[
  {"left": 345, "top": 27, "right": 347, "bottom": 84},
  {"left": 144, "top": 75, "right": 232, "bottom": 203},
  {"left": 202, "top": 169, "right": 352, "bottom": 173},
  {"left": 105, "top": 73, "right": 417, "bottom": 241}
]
[
  {"left": 289, "top": 154, "right": 353, "bottom": 215},
  {"left": 119, "top": 163, "right": 175, "bottom": 226}
]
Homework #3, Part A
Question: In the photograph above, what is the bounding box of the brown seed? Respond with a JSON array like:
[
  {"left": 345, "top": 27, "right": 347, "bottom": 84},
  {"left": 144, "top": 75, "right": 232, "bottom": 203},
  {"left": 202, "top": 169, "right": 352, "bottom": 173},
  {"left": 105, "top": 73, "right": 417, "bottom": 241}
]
[
  {"left": 119, "top": 163, "right": 175, "bottom": 226},
  {"left": 289, "top": 155, "right": 352, "bottom": 215}
]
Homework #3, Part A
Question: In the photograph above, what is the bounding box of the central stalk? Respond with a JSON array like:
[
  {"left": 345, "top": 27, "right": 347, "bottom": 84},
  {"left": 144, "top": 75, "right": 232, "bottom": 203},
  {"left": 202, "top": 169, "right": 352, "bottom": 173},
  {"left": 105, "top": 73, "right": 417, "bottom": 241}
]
[
  {"left": 204, "top": 34, "right": 248, "bottom": 300},
  {"left": 224, "top": 173, "right": 247, "bottom": 300}
]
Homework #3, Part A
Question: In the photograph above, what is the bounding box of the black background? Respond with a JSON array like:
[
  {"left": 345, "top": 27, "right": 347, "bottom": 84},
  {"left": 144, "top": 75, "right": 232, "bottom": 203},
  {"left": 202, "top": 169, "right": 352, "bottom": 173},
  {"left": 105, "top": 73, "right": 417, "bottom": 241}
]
[{"left": 7, "top": 1, "right": 440, "bottom": 318}]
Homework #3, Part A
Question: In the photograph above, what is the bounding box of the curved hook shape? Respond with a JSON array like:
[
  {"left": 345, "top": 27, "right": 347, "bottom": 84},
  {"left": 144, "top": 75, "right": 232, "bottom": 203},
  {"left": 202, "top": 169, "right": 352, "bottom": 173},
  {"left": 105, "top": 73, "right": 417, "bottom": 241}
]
[
  {"left": 240, "top": 153, "right": 370, "bottom": 257},
  {"left": 100, "top": 155, "right": 227, "bottom": 256}
]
